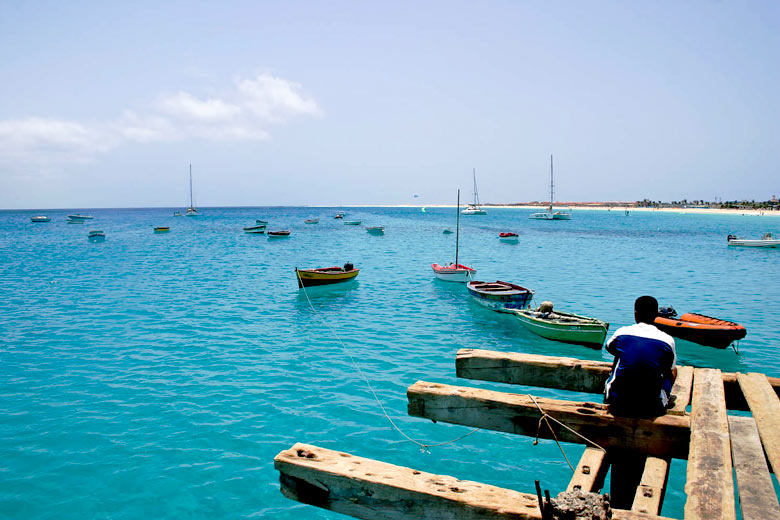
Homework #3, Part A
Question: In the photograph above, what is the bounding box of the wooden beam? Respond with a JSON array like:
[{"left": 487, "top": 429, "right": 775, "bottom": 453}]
[
  {"left": 737, "top": 372, "right": 780, "bottom": 475},
  {"left": 728, "top": 415, "right": 780, "bottom": 520},
  {"left": 456, "top": 348, "right": 609, "bottom": 393},
  {"left": 684, "top": 368, "right": 735, "bottom": 520},
  {"left": 630, "top": 457, "right": 669, "bottom": 516},
  {"left": 407, "top": 381, "right": 690, "bottom": 459},
  {"left": 455, "top": 349, "right": 780, "bottom": 411},
  {"left": 567, "top": 447, "right": 609, "bottom": 493},
  {"left": 274, "top": 443, "right": 545, "bottom": 519},
  {"left": 668, "top": 366, "right": 693, "bottom": 416}
]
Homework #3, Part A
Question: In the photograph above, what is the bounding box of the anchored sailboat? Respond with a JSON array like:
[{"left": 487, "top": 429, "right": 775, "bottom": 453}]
[
  {"left": 185, "top": 164, "right": 200, "bottom": 216},
  {"left": 432, "top": 189, "right": 477, "bottom": 282},
  {"left": 530, "top": 155, "right": 570, "bottom": 220},
  {"left": 461, "top": 169, "right": 487, "bottom": 215}
]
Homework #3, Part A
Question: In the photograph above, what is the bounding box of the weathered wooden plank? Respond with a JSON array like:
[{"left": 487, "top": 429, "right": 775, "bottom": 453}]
[
  {"left": 407, "top": 381, "right": 690, "bottom": 459},
  {"left": 274, "top": 443, "right": 544, "bottom": 519},
  {"left": 630, "top": 456, "right": 669, "bottom": 516},
  {"left": 567, "top": 447, "right": 609, "bottom": 493},
  {"left": 456, "top": 348, "right": 610, "bottom": 393},
  {"left": 728, "top": 415, "right": 780, "bottom": 520},
  {"left": 668, "top": 365, "right": 693, "bottom": 416},
  {"left": 455, "top": 348, "right": 780, "bottom": 411},
  {"left": 684, "top": 368, "right": 735, "bottom": 520},
  {"left": 737, "top": 372, "right": 780, "bottom": 475}
]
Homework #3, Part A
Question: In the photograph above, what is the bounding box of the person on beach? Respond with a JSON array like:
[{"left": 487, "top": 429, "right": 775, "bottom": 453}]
[{"left": 604, "top": 295, "right": 677, "bottom": 417}]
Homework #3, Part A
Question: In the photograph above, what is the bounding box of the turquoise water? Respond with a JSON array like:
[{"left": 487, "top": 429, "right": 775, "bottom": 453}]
[{"left": 1, "top": 207, "right": 779, "bottom": 519}]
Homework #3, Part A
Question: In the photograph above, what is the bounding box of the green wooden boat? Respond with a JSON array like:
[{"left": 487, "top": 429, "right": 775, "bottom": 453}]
[{"left": 511, "top": 305, "right": 609, "bottom": 348}]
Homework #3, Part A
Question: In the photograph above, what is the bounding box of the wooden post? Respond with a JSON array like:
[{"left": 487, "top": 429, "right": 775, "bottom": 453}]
[
  {"left": 728, "top": 416, "right": 780, "bottom": 520},
  {"left": 630, "top": 457, "right": 669, "bottom": 516},
  {"left": 407, "top": 381, "right": 690, "bottom": 458},
  {"left": 684, "top": 368, "right": 735, "bottom": 520},
  {"left": 736, "top": 372, "right": 780, "bottom": 474},
  {"left": 566, "top": 447, "right": 609, "bottom": 493}
]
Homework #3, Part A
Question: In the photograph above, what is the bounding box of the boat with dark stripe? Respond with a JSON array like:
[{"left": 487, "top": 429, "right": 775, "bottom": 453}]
[{"left": 296, "top": 263, "right": 359, "bottom": 288}]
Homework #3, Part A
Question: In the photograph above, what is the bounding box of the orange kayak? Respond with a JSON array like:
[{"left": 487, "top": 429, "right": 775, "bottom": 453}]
[{"left": 654, "top": 312, "right": 746, "bottom": 349}]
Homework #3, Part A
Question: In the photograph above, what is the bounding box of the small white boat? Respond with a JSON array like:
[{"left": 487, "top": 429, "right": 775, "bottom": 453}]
[
  {"left": 461, "top": 169, "right": 487, "bottom": 215},
  {"left": 67, "top": 214, "right": 93, "bottom": 222},
  {"left": 304, "top": 218, "right": 319, "bottom": 224},
  {"left": 727, "top": 232, "right": 780, "bottom": 248},
  {"left": 173, "top": 211, "right": 184, "bottom": 217},
  {"left": 31, "top": 216, "right": 51, "bottom": 223},
  {"left": 366, "top": 226, "right": 385, "bottom": 235},
  {"left": 243, "top": 224, "right": 266, "bottom": 234},
  {"left": 432, "top": 189, "right": 476, "bottom": 282},
  {"left": 88, "top": 230, "right": 106, "bottom": 243},
  {"left": 343, "top": 220, "right": 362, "bottom": 226}
]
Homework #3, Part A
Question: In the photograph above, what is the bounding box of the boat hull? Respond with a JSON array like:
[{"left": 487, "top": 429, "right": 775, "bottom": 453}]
[
  {"left": 154, "top": 227, "right": 170, "bottom": 233},
  {"left": 728, "top": 239, "right": 780, "bottom": 248},
  {"left": 512, "top": 309, "right": 609, "bottom": 347},
  {"left": 461, "top": 209, "right": 487, "bottom": 215},
  {"left": 467, "top": 281, "right": 533, "bottom": 312},
  {"left": 31, "top": 216, "right": 50, "bottom": 223},
  {"left": 431, "top": 263, "right": 476, "bottom": 282},
  {"left": 304, "top": 219, "right": 319, "bottom": 224},
  {"left": 654, "top": 313, "right": 746, "bottom": 349},
  {"left": 243, "top": 225, "right": 266, "bottom": 234},
  {"left": 343, "top": 221, "right": 362, "bottom": 226},
  {"left": 296, "top": 267, "right": 360, "bottom": 288},
  {"left": 267, "top": 231, "right": 290, "bottom": 239},
  {"left": 366, "top": 227, "right": 385, "bottom": 235}
]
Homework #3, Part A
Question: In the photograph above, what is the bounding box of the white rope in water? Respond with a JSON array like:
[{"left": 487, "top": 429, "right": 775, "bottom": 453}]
[
  {"left": 296, "top": 271, "right": 481, "bottom": 452},
  {"left": 528, "top": 394, "right": 606, "bottom": 473}
]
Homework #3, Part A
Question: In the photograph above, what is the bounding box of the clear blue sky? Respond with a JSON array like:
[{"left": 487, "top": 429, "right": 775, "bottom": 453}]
[{"left": 1, "top": 1, "right": 778, "bottom": 208}]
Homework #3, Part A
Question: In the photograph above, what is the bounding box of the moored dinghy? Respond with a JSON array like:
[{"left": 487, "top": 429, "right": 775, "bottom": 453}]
[
  {"left": 366, "top": 226, "right": 385, "bottom": 235},
  {"left": 244, "top": 224, "right": 267, "bottom": 234},
  {"left": 87, "top": 230, "right": 106, "bottom": 243},
  {"left": 267, "top": 230, "right": 291, "bottom": 239},
  {"left": 499, "top": 232, "right": 519, "bottom": 243},
  {"left": 296, "top": 262, "right": 359, "bottom": 288},
  {"left": 31, "top": 216, "right": 51, "bottom": 223},
  {"left": 654, "top": 306, "right": 746, "bottom": 349},
  {"left": 153, "top": 226, "right": 170, "bottom": 233},
  {"left": 511, "top": 301, "right": 608, "bottom": 347},
  {"left": 304, "top": 218, "right": 319, "bottom": 224},
  {"left": 727, "top": 232, "right": 779, "bottom": 248},
  {"left": 467, "top": 281, "right": 534, "bottom": 312}
]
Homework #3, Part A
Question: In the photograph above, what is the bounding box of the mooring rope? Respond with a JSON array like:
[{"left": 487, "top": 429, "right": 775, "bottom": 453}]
[
  {"left": 528, "top": 394, "right": 607, "bottom": 472},
  {"left": 296, "top": 271, "right": 481, "bottom": 452}
]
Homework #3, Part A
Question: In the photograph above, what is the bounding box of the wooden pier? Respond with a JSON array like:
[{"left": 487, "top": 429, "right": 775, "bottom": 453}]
[{"left": 275, "top": 348, "right": 780, "bottom": 519}]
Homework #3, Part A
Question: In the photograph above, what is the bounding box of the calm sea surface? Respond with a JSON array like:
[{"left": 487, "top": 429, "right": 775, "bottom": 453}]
[{"left": 2, "top": 207, "right": 779, "bottom": 519}]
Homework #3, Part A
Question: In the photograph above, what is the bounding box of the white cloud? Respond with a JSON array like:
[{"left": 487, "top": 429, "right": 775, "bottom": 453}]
[{"left": 0, "top": 73, "right": 322, "bottom": 169}]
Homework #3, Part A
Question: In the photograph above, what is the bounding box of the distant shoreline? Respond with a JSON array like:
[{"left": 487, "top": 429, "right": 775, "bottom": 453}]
[{"left": 346, "top": 205, "right": 780, "bottom": 217}]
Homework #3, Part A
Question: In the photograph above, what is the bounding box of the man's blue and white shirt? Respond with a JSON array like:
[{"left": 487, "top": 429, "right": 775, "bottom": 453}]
[{"left": 604, "top": 323, "right": 676, "bottom": 413}]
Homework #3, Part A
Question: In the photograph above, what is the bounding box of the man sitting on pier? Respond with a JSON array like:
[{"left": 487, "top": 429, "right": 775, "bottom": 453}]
[{"left": 604, "top": 295, "right": 677, "bottom": 417}]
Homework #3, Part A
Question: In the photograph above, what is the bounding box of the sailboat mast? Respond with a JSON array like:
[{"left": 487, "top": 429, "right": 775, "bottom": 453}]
[
  {"left": 455, "top": 189, "right": 460, "bottom": 266},
  {"left": 189, "top": 164, "right": 193, "bottom": 208},
  {"left": 549, "top": 154, "right": 554, "bottom": 211},
  {"left": 473, "top": 168, "right": 479, "bottom": 206}
]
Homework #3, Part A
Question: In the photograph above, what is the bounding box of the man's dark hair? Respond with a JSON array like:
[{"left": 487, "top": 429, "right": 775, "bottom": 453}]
[{"left": 634, "top": 295, "right": 659, "bottom": 324}]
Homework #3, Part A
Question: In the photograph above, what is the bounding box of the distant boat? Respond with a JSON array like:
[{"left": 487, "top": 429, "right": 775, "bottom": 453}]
[
  {"left": 295, "top": 263, "right": 359, "bottom": 288},
  {"left": 185, "top": 164, "right": 200, "bottom": 216},
  {"left": 511, "top": 302, "right": 608, "bottom": 347},
  {"left": 432, "top": 189, "right": 476, "bottom": 282},
  {"left": 173, "top": 211, "right": 183, "bottom": 217},
  {"left": 366, "top": 226, "right": 385, "bottom": 235},
  {"left": 153, "top": 227, "right": 170, "bottom": 234},
  {"left": 243, "top": 224, "right": 266, "bottom": 234},
  {"left": 499, "top": 232, "right": 519, "bottom": 243},
  {"left": 442, "top": 228, "right": 454, "bottom": 235},
  {"left": 256, "top": 220, "right": 269, "bottom": 225},
  {"left": 30, "top": 216, "right": 50, "bottom": 223},
  {"left": 654, "top": 307, "right": 746, "bottom": 349},
  {"left": 304, "top": 218, "right": 319, "bottom": 224},
  {"left": 67, "top": 214, "right": 93, "bottom": 222},
  {"left": 87, "top": 230, "right": 106, "bottom": 243},
  {"left": 727, "top": 232, "right": 779, "bottom": 248},
  {"left": 530, "top": 155, "right": 571, "bottom": 220},
  {"left": 343, "top": 220, "right": 362, "bottom": 226},
  {"left": 461, "top": 168, "right": 487, "bottom": 215},
  {"left": 268, "top": 230, "right": 291, "bottom": 239},
  {"left": 334, "top": 211, "right": 346, "bottom": 219},
  {"left": 467, "top": 281, "right": 534, "bottom": 312}
]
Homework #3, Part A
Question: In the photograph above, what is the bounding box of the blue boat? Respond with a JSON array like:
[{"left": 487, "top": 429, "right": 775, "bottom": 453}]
[{"left": 467, "top": 280, "right": 534, "bottom": 312}]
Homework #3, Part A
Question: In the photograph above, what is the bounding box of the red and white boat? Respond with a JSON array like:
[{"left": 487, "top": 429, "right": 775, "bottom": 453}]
[
  {"left": 432, "top": 189, "right": 476, "bottom": 282},
  {"left": 431, "top": 263, "right": 476, "bottom": 282},
  {"left": 499, "top": 232, "right": 519, "bottom": 243}
]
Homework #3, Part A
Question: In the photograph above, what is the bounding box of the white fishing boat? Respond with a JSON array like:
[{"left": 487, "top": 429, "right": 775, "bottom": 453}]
[
  {"left": 67, "top": 214, "right": 93, "bottom": 222},
  {"left": 185, "top": 164, "right": 200, "bottom": 216},
  {"left": 304, "top": 218, "right": 319, "bottom": 224},
  {"left": 530, "top": 155, "right": 571, "bottom": 220},
  {"left": 432, "top": 189, "right": 476, "bottom": 282},
  {"left": 727, "top": 232, "right": 780, "bottom": 248},
  {"left": 30, "top": 216, "right": 51, "bottom": 223},
  {"left": 461, "top": 168, "right": 487, "bottom": 215}
]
